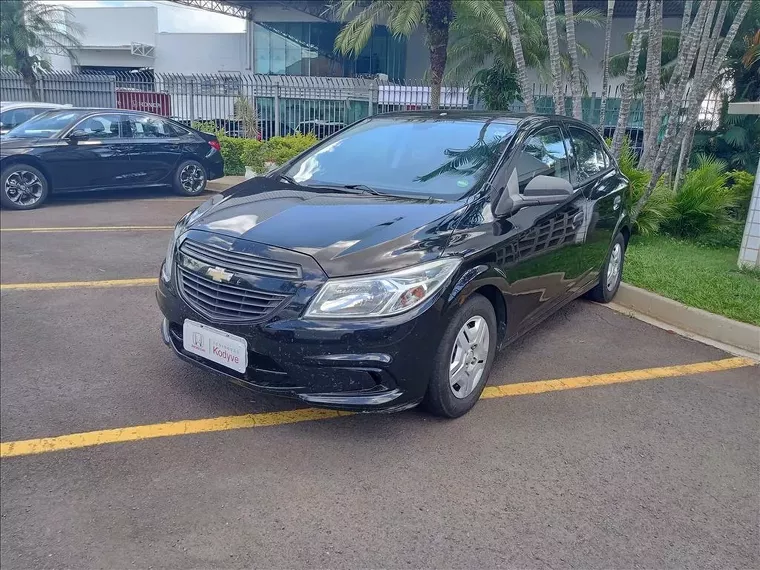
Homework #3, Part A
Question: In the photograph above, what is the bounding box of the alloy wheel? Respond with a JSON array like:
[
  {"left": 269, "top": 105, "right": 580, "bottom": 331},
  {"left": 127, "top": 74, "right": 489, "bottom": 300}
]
[
  {"left": 449, "top": 316, "right": 490, "bottom": 399},
  {"left": 179, "top": 164, "right": 205, "bottom": 193},
  {"left": 606, "top": 242, "right": 622, "bottom": 291},
  {"left": 5, "top": 170, "right": 43, "bottom": 207}
]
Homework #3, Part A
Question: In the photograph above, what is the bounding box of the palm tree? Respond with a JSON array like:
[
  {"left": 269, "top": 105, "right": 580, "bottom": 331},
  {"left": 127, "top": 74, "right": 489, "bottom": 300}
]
[
  {"left": 598, "top": 0, "right": 615, "bottom": 135},
  {"left": 642, "top": 0, "right": 662, "bottom": 154},
  {"left": 610, "top": 0, "right": 648, "bottom": 157},
  {"left": 503, "top": 0, "right": 536, "bottom": 112},
  {"left": 633, "top": 0, "right": 752, "bottom": 219},
  {"left": 333, "top": 0, "right": 453, "bottom": 110},
  {"left": 543, "top": 0, "right": 564, "bottom": 115},
  {"left": 0, "top": 0, "right": 81, "bottom": 101},
  {"left": 564, "top": 0, "right": 583, "bottom": 119}
]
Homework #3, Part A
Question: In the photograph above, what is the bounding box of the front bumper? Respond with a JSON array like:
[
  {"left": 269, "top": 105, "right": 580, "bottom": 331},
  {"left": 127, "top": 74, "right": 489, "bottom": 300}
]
[{"left": 157, "top": 277, "right": 446, "bottom": 412}]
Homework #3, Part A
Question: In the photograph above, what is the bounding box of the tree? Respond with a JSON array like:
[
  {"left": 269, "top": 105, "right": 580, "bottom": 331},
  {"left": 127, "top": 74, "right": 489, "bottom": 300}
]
[
  {"left": 503, "top": 0, "right": 536, "bottom": 112},
  {"left": 0, "top": 0, "right": 81, "bottom": 101},
  {"left": 543, "top": 0, "right": 564, "bottom": 114},
  {"left": 633, "top": 0, "right": 752, "bottom": 219},
  {"left": 642, "top": 0, "right": 662, "bottom": 155},
  {"left": 597, "top": 0, "right": 615, "bottom": 134},
  {"left": 333, "top": 0, "right": 453, "bottom": 110},
  {"left": 610, "top": 0, "right": 648, "bottom": 157},
  {"left": 564, "top": 0, "right": 583, "bottom": 119}
]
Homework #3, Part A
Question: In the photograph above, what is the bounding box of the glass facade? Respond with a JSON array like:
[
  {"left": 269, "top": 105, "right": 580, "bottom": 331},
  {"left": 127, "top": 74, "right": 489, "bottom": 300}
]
[{"left": 253, "top": 22, "right": 406, "bottom": 79}]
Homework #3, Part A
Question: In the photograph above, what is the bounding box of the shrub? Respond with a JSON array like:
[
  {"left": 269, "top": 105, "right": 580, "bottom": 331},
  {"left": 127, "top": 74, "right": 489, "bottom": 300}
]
[
  {"left": 728, "top": 169, "right": 755, "bottom": 221},
  {"left": 217, "top": 136, "right": 246, "bottom": 176},
  {"left": 618, "top": 138, "right": 672, "bottom": 236},
  {"left": 240, "top": 139, "right": 264, "bottom": 172},
  {"left": 663, "top": 154, "right": 738, "bottom": 238},
  {"left": 259, "top": 132, "right": 318, "bottom": 167}
]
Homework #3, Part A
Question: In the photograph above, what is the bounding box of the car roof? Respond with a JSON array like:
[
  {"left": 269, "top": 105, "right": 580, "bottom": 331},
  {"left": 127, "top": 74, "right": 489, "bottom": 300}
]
[
  {"left": 0, "top": 102, "right": 71, "bottom": 111},
  {"left": 371, "top": 110, "right": 599, "bottom": 130}
]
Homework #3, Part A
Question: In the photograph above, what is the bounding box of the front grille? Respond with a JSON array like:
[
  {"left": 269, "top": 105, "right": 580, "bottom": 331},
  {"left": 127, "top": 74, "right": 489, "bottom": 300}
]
[
  {"left": 178, "top": 266, "right": 288, "bottom": 322},
  {"left": 180, "top": 238, "right": 302, "bottom": 279}
]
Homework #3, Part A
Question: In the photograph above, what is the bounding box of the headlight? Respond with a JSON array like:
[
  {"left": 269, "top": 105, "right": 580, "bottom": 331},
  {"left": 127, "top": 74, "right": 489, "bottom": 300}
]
[{"left": 305, "top": 258, "right": 462, "bottom": 318}]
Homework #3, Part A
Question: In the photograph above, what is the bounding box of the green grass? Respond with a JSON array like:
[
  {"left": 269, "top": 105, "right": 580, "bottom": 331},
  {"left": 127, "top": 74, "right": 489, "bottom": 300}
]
[{"left": 624, "top": 235, "right": 760, "bottom": 326}]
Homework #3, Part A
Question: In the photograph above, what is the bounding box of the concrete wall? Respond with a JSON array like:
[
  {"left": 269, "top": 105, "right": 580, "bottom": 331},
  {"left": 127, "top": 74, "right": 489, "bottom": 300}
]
[
  {"left": 72, "top": 6, "right": 157, "bottom": 47},
  {"left": 154, "top": 33, "right": 245, "bottom": 74}
]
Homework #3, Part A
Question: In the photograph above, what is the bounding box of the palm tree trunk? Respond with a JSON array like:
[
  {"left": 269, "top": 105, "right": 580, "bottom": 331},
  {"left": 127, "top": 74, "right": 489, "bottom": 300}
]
[
  {"left": 597, "top": 0, "right": 615, "bottom": 135},
  {"left": 503, "top": 0, "right": 535, "bottom": 113},
  {"left": 633, "top": 0, "right": 751, "bottom": 219},
  {"left": 673, "top": 123, "right": 696, "bottom": 191},
  {"left": 644, "top": 0, "right": 715, "bottom": 173},
  {"left": 643, "top": 0, "right": 662, "bottom": 158},
  {"left": 18, "top": 59, "right": 41, "bottom": 102},
  {"left": 610, "top": 0, "right": 648, "bottom": 157},
  {"left": 565, "top": 0, "right": 583, "bottom": 119},
  {"left": 425, "top": 0, "right": 453, "bottom": 110},
  {"left": 543, "top": 0, "right": 564, "bottom": 115}
]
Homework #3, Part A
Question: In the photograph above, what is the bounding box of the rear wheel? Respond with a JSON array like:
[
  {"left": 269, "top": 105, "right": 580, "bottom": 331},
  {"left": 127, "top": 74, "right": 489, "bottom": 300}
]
[
  {"left": 173, "top": 159, "right": 207, "bottom": 196},
  {"left": 0, "top": 164, "right": 49, "bottom": 210},
  {"left": 586, "top": 232, "right": 626, "bottom": 303},
  {"left": 423, "top": 294, "right": 497, "bottom": 418}
]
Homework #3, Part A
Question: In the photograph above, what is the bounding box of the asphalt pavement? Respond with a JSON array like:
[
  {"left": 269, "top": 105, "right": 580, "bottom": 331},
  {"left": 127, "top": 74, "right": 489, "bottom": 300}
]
[{"left": 1, "top": 189, "right": 758, "bottom": 569}]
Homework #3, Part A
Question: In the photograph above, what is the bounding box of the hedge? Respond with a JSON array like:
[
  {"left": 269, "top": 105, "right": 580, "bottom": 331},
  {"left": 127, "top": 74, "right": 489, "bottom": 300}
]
[{"left": 191, "top": 122, "right": 318, "bottom": 176}]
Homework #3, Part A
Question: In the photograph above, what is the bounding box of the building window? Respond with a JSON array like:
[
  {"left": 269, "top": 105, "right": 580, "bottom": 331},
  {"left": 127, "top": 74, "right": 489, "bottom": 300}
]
[{"left": 252, "top": 22, "right": 406, "bottom": 79}]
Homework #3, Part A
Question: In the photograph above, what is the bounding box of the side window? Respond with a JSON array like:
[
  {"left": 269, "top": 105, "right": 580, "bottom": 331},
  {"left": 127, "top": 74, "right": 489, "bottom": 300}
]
[
  {"left": 568, "top": 126, "right": 610, "bottom": 182},
  {"left": 1, "top": 107, "right": 43, "bottom": 129},
  {"left": 516, "top": 126, "right": 570, "bottom": 191},
  {"left": 129, "top": 115, "right": 176, "bottom": 138},
  {"left": 76, "top": 114, "right": 123, "bottom": 139}
]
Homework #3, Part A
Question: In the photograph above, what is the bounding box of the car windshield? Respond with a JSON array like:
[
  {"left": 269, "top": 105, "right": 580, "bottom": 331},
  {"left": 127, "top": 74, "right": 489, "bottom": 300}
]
[
  {"left": 282, "top": 116, "right": 517, "bottom": 199},
  {"left": 5, "top": 110, "right": 82, "bottom": 138}
]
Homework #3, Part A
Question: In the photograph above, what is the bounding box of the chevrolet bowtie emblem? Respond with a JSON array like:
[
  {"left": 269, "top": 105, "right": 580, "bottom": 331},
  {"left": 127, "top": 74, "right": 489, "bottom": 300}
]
[{"left": 206, "top": 266, "right": 233, "bottom": 283}]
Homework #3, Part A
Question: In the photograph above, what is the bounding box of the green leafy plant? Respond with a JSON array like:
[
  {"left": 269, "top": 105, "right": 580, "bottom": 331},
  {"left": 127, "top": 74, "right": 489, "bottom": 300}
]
[
  {"left": 617, "top": 138, "right": 671, "bottom": 236},
  {"left": 468, "top": 63, "right": 521, "bottom": 111},
  {"left": 663, "top": 154, "right": 738, "bottom": 239},
  {"left": 240, "top": 139, "right": 265, "bottom": 172},
  {"left": 728, "top": 168, "right": 755, "bottom": 219},
  {"left": 259, "top": 133, "right": 318, "bottom": 168}
]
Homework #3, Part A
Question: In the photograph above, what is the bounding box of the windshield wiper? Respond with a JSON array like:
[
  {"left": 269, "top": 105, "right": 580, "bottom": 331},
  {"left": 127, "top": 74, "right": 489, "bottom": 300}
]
[
  {"left": 273, "top": 173, "right": 298, "bottom": 185},
  {"left": 340, "top": 184, "right": 383, "bottom": 196}
]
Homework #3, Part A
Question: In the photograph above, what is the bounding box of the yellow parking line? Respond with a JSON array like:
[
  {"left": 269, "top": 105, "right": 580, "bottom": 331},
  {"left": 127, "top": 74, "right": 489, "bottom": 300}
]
[
  {"left": 1, "top": 357, "right": 754, "bottom": 458},
  {"left": 1, "top": 226, "right": 173, "bottom": 233},
  {"left": 0, "top": 278, "right": 157, "bottom": 291}
]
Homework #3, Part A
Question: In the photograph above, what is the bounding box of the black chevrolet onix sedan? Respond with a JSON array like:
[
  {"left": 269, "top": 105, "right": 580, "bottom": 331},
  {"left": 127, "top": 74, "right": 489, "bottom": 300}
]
[{"left": 157, "top": 111, "right": 630, "bottom": 418}]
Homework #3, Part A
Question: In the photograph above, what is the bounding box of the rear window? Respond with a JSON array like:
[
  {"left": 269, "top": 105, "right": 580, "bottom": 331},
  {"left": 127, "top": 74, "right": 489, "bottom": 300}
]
[
  {"left": 283, "top": 117, "right": 517, "bottom": 199},
  {"left": 5, "top": 111, "right": 83, "bottom": 138}
]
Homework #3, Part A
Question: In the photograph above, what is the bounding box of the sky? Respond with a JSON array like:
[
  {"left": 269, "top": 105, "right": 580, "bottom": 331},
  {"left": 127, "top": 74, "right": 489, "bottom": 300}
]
[{"left": 51, "top": 0, "right": 246, "bottom": 34}]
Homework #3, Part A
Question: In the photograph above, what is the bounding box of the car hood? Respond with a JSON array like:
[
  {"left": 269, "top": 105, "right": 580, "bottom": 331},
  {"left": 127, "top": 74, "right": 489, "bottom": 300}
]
[{"left": 187, "top": 177, "right": 467, "bottom": 277}]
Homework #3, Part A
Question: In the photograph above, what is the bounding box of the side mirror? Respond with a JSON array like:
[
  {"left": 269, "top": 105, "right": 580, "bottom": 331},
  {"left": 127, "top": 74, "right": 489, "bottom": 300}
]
[
  {"left": 67, "top": 129, "right": 89, "bottom": 143},
  {"left": 523, "top": 175, "right": 573, "bottom": 198},
  {"left": 494, "top": 172, "right": 573, "bottom": 217}
]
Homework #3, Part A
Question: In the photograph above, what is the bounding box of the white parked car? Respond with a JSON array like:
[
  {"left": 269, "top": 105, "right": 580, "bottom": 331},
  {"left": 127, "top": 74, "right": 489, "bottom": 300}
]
[{"left": 0, "top": 102, "right": 71, "bottom": 135}]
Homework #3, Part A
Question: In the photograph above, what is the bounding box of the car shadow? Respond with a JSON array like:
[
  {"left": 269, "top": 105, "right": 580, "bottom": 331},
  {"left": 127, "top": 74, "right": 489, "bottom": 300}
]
[{"left": 46, "top": 187, "right": 212, "bottom": 206}]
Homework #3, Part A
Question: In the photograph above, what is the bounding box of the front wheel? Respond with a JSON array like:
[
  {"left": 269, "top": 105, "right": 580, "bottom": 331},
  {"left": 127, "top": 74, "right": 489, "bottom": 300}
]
[
  {"left": 0, "top": 164, "right": 49, "bottom": 210},
  {"left": 586, "top": 232, "right": 626, "bottom": 303},
  {"left": 173, "top": 160, "right": 207, "bottom": 196},
  {"left": 423, "top": 294, "right": 498, "bottom": 418}
]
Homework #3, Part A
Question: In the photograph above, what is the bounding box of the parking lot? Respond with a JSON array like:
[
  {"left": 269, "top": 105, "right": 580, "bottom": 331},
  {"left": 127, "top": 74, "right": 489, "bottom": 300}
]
[{"left": 1, "top": 190, "right": 758, "bottom": 569}]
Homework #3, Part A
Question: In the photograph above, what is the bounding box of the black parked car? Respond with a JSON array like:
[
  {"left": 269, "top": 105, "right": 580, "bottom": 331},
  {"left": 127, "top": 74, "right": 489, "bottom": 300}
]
[
  {"left": 0, "top": 108, "right": 224, "bottom": 210},
  {"left": 157, "top": 111, "right": 630, "bottom": 418}
]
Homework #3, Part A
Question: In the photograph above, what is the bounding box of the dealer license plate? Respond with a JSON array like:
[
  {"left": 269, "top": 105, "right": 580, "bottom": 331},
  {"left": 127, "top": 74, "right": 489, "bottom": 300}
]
[{"left": 183, "top": 319, "right": 248, "bottom": 374}]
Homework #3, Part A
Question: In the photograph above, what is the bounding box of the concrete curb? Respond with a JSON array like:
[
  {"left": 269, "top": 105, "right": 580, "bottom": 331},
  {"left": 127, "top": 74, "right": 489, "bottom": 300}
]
[
  {"left": 613, "top": 283, "right": 760, "bottom": 356},
  {"left": 207, "top": 176, "right": 245, "bottom": 192}
]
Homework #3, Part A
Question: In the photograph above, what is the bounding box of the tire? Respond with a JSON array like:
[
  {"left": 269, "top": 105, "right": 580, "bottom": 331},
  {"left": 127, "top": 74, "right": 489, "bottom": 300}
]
[
  {"left": 0, "top": 164, "right": 49, "bottom": 210},
  {"left": 423, "top": 294, "right": 498, "bottom": 418},
  {"left": 586, "top": 232, "right": 626, "bottom": 303},
  {"left": 173, "top": 159, "right": 207, "bottom": 196}
]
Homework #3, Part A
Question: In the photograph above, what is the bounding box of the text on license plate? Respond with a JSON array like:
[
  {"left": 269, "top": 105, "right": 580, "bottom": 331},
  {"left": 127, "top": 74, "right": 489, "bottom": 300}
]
[{"left": 182, "top": 319, "right": 248, "bottom": 374}]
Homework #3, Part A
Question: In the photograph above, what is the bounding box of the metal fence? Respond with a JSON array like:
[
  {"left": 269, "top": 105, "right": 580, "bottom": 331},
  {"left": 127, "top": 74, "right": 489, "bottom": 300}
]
[{"left": 1, "top": 70, "right": 724, "bottom": 146}]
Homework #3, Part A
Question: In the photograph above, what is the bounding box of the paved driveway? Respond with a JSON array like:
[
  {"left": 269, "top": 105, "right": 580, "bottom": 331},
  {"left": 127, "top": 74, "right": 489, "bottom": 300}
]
[{"left": 1, "top": 190, "right": 758, "bottom": 569}]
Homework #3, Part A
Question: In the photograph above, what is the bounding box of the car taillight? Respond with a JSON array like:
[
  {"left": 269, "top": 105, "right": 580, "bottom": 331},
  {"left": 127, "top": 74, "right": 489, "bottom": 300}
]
[{"left": 208, "top": 139, "right": 221, "bottom": 151}]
